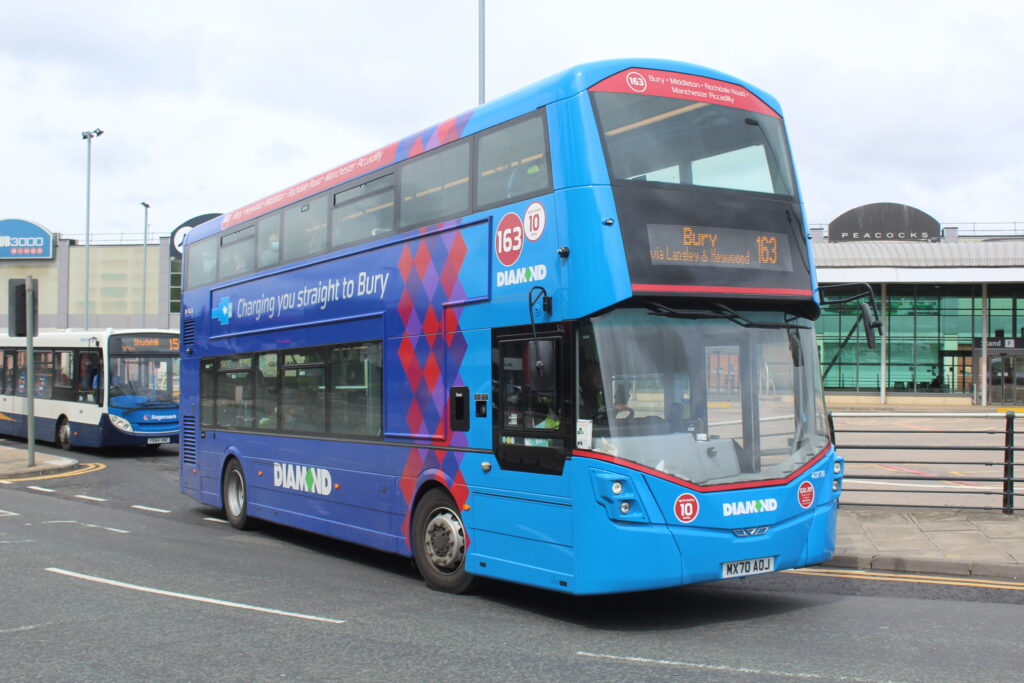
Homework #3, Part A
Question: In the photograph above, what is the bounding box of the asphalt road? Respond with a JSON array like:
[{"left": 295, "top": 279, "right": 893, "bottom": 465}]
[{"left": 2, "top": 438, "right": 1023, "bottom": 682}]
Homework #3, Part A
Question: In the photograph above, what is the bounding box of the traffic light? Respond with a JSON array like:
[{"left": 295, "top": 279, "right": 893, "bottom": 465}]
[{"left": 8, "top": 278, "right": 37, "bottom": 337}]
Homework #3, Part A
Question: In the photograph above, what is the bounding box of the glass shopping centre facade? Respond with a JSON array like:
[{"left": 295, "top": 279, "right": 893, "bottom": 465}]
[{"left": 814, "top": 204, "right": 1024, "bottom": 406}]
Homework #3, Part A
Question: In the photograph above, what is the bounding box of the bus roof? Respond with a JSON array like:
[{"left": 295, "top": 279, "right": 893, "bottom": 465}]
[{"left": 185, "top": 58, "right": 782, "bottom": 245}]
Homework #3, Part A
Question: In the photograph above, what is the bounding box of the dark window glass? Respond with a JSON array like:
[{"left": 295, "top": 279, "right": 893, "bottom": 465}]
[
  {"left": 77, "top": 351, "right": 101, "bottom": 404},
  {"left": 54, "top": 351, "right": 73, "bottom": 389},
  {"left": 593, "top": 91, "right": 795, "bottom": 196},
  {"left": 329, "top": 342, "right": 382, "bottom": 437},
  {"left": 255, "top": 352, "right": 279, "bottom": 431},
  {"left": 186, "top": 237, "right": 219, "bottom": 289},
  {"left": 283, "top": 196, "right": 329, "bottom": 262},
  {"left": 500, "top": 340, "right": 560, "bottom": 431},
  {"left": 477, "top": 115, "right": 550, "bottom": 206},
  {"left": 257, "top": 215, "right": 281, "bottom": 268},
  {"left": 219, "top": 226, "right": 256, "bottom": 279},
  {"left": 200, "top": 359, "right": 216, "bottom": 427},
  {"left": 400, "top": 142, "right": 470, "bottom": 228},
  {"left": 281, "top": 366, "right": 326, "bottom": 433},
  {"left": 332, "top": 175, "right": 395, "bottom": 247},
  {"left": 283, "top": 350, "right": 327, "bottom": 366},
  {"left": 217, "top": 369, "right": 253, "bottom": 428},
  {"left": 2, "top": 351, "right": 13, "bottom": 395},
  {"left": 15, "top": 351, "right": 26, "bottom": 397},
  {"left": 32, "top": 351, "right": 53, "bottom": 399}
]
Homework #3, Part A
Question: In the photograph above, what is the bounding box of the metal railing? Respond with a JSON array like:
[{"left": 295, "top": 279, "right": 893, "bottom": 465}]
[{"left": 828, "top": 411, "right": 1023, "bottom": 514}]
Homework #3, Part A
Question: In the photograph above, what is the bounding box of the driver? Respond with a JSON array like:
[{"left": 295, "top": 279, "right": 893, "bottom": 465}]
[
  {"left": 613, "top": 382, "right": 631, "bottom": 412},
  {"left": 578, "top": 364, "right": 606, "bottom": 419}
]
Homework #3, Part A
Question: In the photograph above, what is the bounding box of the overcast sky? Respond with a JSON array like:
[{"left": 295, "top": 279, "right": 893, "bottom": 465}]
[{"left": 1, "top": 0, "right": 1020, "bottom": 242}]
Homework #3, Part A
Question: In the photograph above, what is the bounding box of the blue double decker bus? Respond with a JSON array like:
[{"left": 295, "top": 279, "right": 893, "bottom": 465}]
[{"left": 180, "top": 59, "right": 842, "bottom": 594}]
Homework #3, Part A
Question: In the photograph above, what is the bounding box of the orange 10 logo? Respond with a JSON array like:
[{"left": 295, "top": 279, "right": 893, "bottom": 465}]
[
  {"left": 495, "top": 212, "right": 525, "bottom": 267},
  {"left": 674, "top": 493, "right": 699, "bottom": 523}
]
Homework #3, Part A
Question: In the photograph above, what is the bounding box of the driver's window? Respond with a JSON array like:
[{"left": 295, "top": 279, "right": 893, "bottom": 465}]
[{"left": 500, "top": 339, "right": 560, "bottom": 431}]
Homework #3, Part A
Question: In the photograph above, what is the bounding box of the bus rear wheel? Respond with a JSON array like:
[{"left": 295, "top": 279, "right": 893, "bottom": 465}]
[
  {"left": 411, "top": 488, "right": 478, "bottom": 594},
  {"left": 222, "top": 459, "right": 256, "bottom": 530},
  {"left": 56, "top": 417, "right": 72, "bottom": 451}
]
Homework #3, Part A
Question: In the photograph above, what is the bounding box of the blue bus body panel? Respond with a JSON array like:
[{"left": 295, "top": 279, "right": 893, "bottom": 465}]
[{"left": 179, "top": 58, "right": 835, "bottom": 595}]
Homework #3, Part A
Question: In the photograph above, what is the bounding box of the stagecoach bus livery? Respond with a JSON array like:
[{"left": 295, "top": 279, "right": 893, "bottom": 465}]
[
  {"left": 0, "top": 329, "right": 180, "bottom": 449},
  {"left": 180, "top": 59, "right": 842, "bottom": 594}
]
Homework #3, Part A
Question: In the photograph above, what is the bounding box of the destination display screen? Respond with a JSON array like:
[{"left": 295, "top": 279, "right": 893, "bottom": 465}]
[
  {"left": 110, "top": 335, "right": 180, "bottom": 355},
  {"left": 647, "top": 224, "right": 793, "bottom": 272}
]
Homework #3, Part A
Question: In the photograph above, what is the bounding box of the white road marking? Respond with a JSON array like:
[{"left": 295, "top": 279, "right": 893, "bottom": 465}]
[
  {"left": 45, "top": 568, "right": 347, "bottom": 624},
  {"left": 0, "top": 508, "right": 20, "bottom": 517},
  {"left": 26, "top": 486, "right": 55, "bottom": 493},
  {"left": 576, "top": 651, "right": 893, "bottom": 682},
  {"left": 74, "top": 495, "right": 108, "bottom": 502},
  {"left": 203, "top": 517, "right": 229, "bottom": 524},
  {"left": 0, "top": 623, "right": 48, "bottom": 635},
  {"left": 131, "top": 505, "right": 172, "bottom": 514},
  {"left": 41, "top": 520, "right": 130, "bottom": 534}
]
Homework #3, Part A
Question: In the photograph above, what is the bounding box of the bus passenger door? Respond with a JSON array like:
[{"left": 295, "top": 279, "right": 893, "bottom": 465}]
[
  {"left": 471, "top": 329, "right": 575, "bottom": 585},
  {"left": 493, "top": 332, "right": 571, "bottom": 475}
]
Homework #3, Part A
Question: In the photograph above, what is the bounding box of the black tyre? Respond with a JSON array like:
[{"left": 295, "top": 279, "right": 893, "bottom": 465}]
[
  {"left": 222, "top": 459, "right": 256, "bottom": 530},
  {"left": 55, "top": 417, "right": 72, "bottom": 451},
  {"left": 411, "top": 488, "right": 478, "bottom": 594}
]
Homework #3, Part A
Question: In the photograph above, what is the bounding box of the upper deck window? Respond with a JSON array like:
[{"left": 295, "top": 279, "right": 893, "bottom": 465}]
[
  {"left": 282, "top": 196, "right": 329, "bottom": 262},
  {"left": 592, "top": 91, "right": 796, "bottom": 197},
  {"left": 332, "top": 174, "right": 395, "bottom": 247},
  {"left": 476, "top": 115, "right": 551, "bottom": 207},
  {"left": 399, "top": 141, "right": 470, "bottom": 229}
]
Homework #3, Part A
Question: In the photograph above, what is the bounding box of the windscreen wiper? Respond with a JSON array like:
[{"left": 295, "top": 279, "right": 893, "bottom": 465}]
[{"left": 644, "top": 300, "right": 809, "bottom": 330}]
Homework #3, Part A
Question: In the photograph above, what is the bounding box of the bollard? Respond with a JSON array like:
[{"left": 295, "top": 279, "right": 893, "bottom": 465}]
[{"left": 1003, "top": 411, "right": 1015, "bottom": 515}]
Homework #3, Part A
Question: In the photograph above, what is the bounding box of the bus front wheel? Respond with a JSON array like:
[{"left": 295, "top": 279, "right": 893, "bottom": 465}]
[
  {"left": 222, "top": 459, "right": 256, "bottom": 530},
  {"left": 411, "top": 488, "right": 478, "bottom": 594},
  {"left": 56, "top": 417, "right": 72, "bottom": 451}
]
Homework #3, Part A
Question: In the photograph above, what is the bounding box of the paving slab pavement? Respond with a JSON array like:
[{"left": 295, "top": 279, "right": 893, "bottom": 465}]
[
  {"left": 1, "top": 441, "right": 1022, "bottom": 581},
  {"left": 829, "top": 505, "right": 1024, "bottom": 579},
  {"left": 0, "top": 444, "right": 78, "bottom": 480}
]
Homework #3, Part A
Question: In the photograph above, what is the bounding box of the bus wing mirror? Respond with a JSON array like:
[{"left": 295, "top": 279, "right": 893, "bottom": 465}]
[
  {"left": 860, "top": 301, "right": 883, "bottom": 349},
  {"left": 528, "top": 340, "right": 557, "bottom": 394}
]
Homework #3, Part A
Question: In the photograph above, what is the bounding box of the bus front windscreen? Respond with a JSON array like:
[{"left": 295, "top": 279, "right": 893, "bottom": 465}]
[
  {"left": 592, "top": 90, "right": 796, "bottom": 197},
  {"left": 108, "top": 355, "right": 180, "bottom": 408},
  {"left": 577, "top": 307, "right": 828, "bottom": 487}
]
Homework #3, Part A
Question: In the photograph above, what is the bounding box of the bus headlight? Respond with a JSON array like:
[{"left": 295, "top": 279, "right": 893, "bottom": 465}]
[
  {"left": 109, "top": 415, "right": 134, "bottom": 433},
  {"left": 590, "top": 469, "right": 648, "bottom": 523}
]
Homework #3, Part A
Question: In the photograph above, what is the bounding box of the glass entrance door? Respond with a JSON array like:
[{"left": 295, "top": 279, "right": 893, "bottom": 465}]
[{"left": 989, "top": 354, "right": 1020, "bottom": 404}]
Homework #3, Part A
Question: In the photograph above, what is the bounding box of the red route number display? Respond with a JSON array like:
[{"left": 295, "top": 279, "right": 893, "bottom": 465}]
[{"left": 495, "top": 212, "right": 525, "bottom": 267}]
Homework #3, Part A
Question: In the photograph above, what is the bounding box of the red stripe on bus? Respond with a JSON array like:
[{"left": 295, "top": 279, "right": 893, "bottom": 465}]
[
  {"left": 631, "top": 284, "right": 813, "bottom": 297},
  {"left": 572, "top": 445, "right": 830, "bottom": 492}
]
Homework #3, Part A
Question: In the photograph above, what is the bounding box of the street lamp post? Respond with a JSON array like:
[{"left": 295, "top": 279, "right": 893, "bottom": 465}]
[
  {"left": 141, "top": 201, "right": 150, "bottom": 327},
  {"left": 82, "top": 128, "right": 103, "bottom": 330},
  {"left": 478, "top": 0, "right": 485, "bottom": 105}
]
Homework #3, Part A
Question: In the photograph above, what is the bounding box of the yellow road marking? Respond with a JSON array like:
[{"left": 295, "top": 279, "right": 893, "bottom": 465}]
[
  {"left": 5, "top": 463, "right": 106, "bottom": 482},
  {"left": 787, "top": 567, "right": 1024, "bottom": 591}
]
